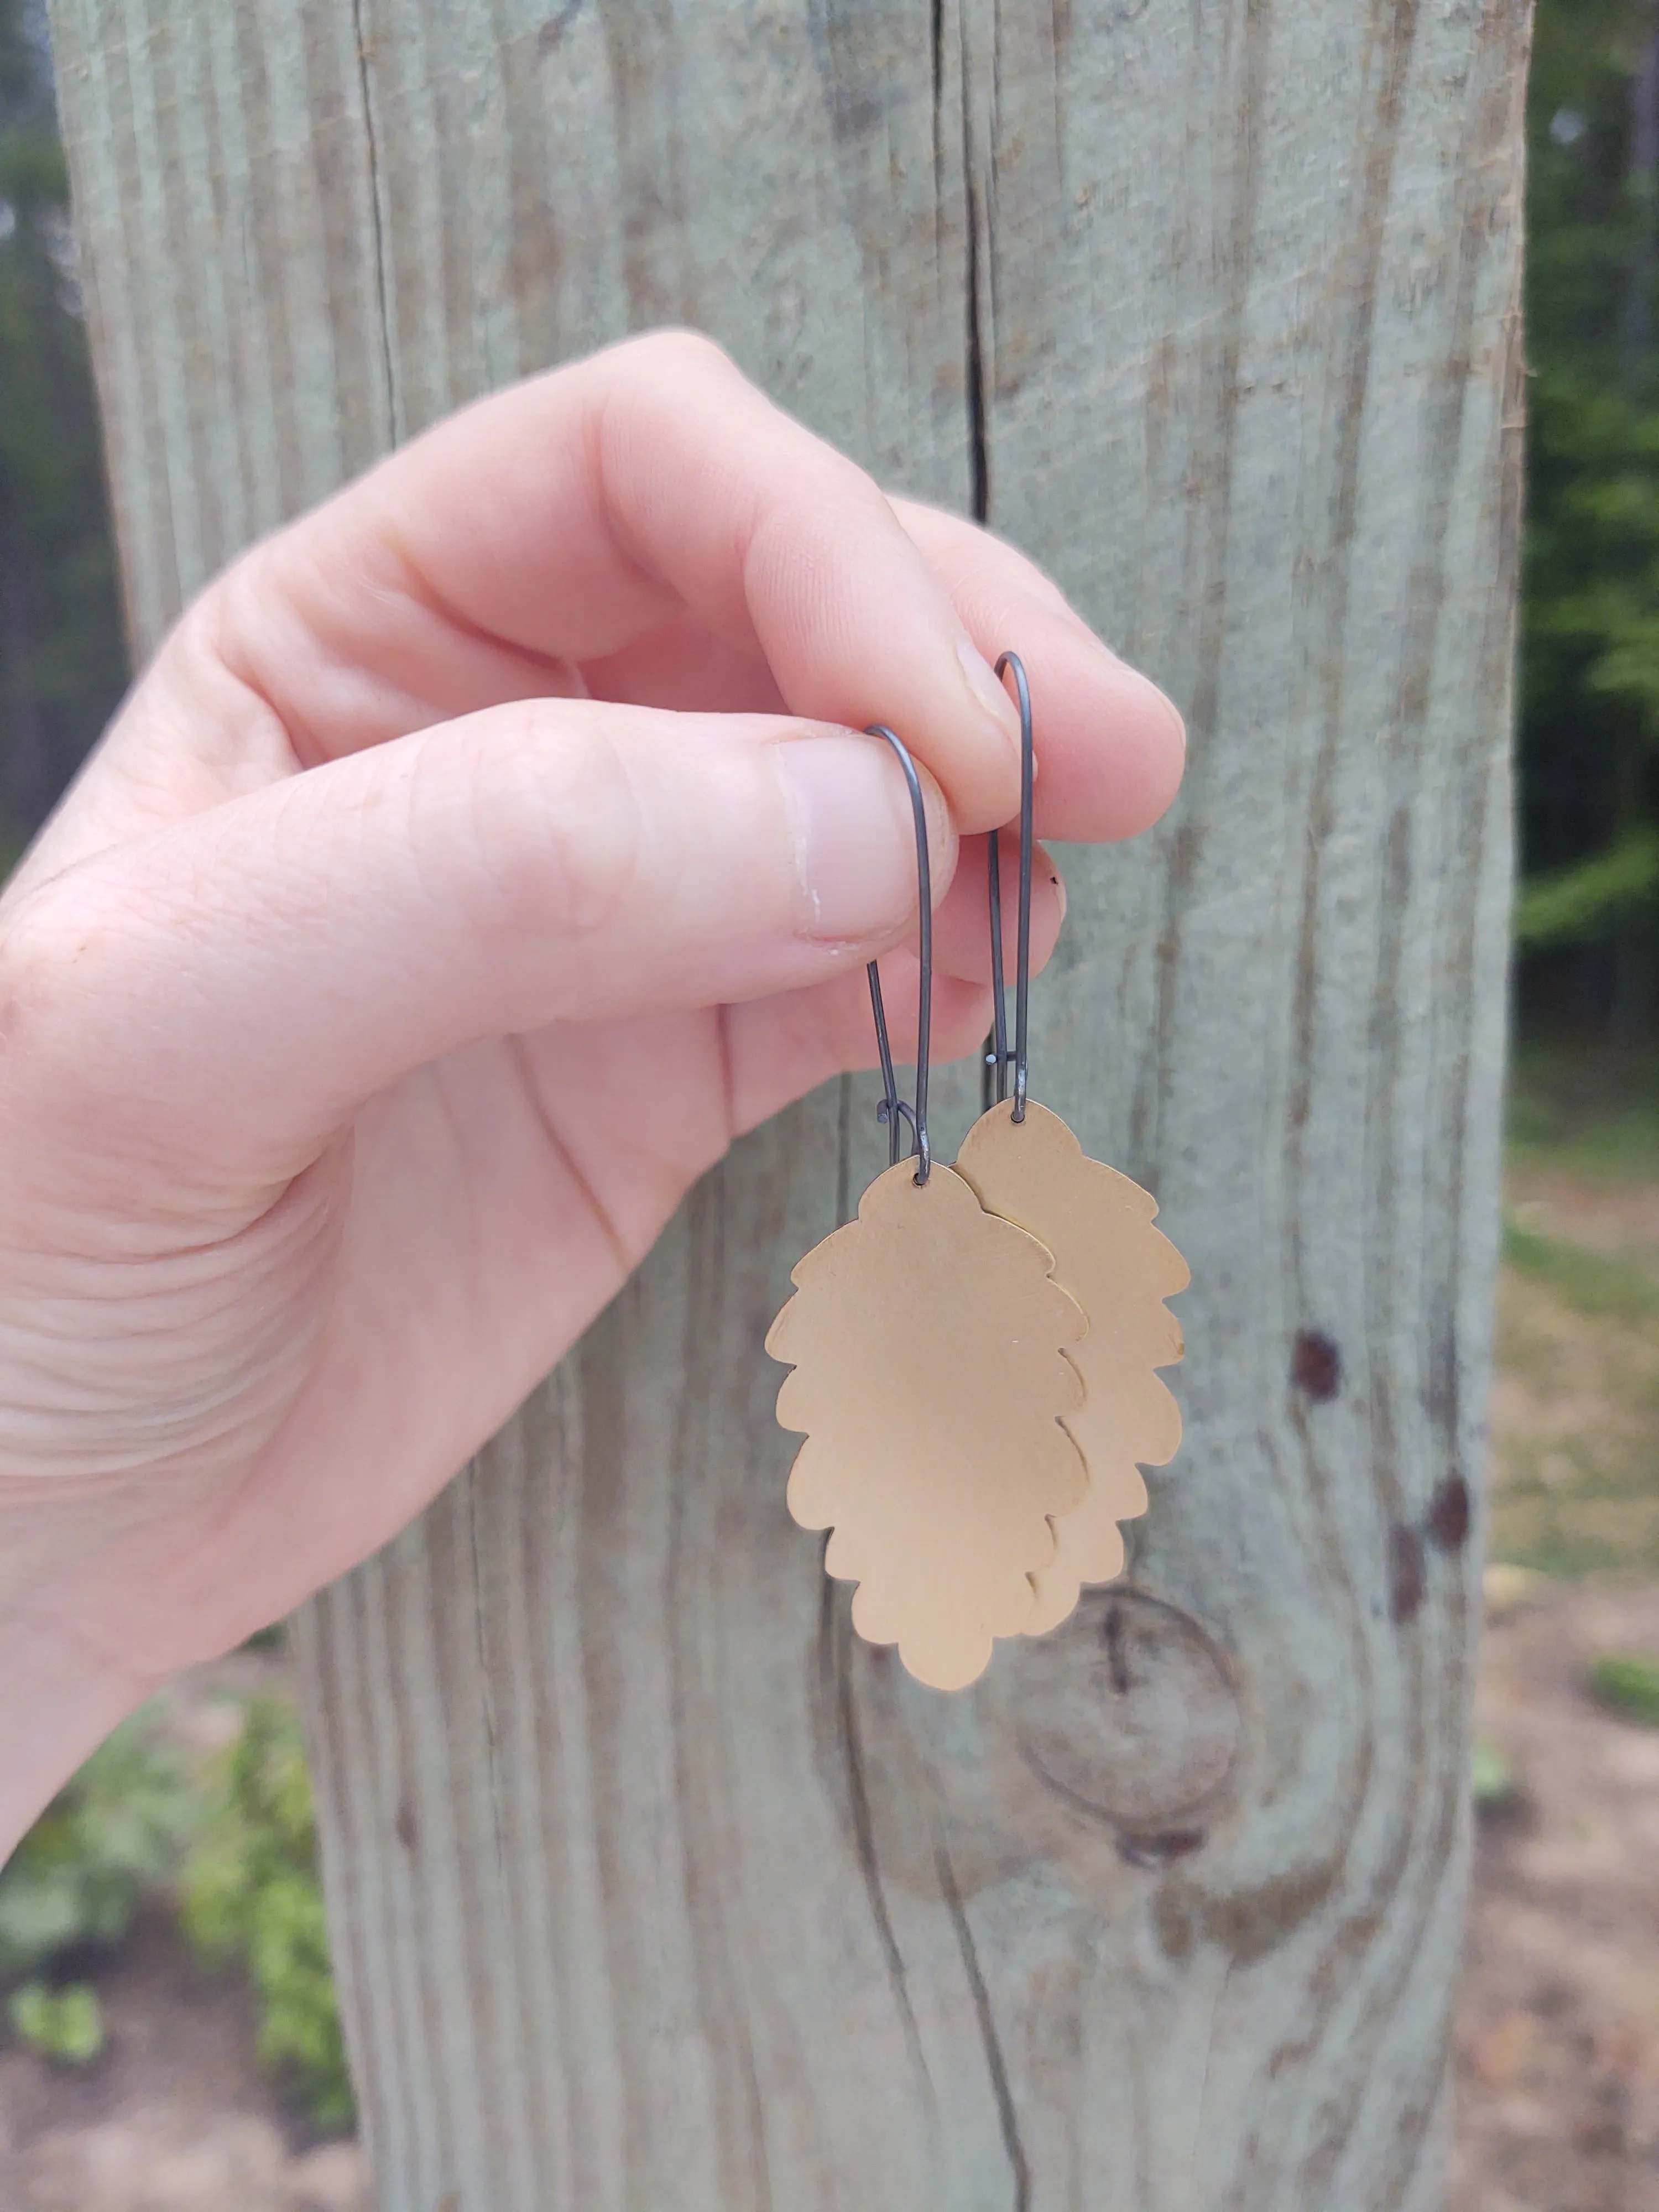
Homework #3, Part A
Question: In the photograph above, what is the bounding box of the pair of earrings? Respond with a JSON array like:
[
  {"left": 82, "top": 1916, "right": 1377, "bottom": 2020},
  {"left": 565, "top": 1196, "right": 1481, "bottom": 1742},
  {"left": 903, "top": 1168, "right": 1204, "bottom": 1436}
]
[{"left": 766, "top": 655, "right": 1190, "bottom": 1691}]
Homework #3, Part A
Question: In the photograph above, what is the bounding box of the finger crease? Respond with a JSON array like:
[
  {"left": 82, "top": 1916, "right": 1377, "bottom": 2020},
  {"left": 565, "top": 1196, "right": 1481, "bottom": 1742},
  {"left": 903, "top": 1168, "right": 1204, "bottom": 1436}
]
[{"left": 506, "top": 1034, "right": 636, "bottom": 1289}]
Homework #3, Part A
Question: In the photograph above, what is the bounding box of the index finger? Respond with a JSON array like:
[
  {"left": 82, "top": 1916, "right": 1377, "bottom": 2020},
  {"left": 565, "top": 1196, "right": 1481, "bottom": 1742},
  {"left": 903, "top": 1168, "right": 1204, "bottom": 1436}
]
[{"left": 211, "top": 331, "right": 1027, "bottom": 830}]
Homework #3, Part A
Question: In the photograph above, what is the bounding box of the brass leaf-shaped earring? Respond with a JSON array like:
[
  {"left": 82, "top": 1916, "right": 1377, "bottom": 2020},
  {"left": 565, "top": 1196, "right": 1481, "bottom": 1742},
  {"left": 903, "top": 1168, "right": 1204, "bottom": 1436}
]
[
  {"left": 957, "top": 653, "right": 1190, "bottom": 1636},
  {"left": 767, "top": 1159, "right": 1086, "bottom": 1691},
  {"left": 765, "top": 726, "right": 1087, "bottom": 1691},
  {"left": 957, "top": 1102, "right": 1187, "bottom": 1631}
]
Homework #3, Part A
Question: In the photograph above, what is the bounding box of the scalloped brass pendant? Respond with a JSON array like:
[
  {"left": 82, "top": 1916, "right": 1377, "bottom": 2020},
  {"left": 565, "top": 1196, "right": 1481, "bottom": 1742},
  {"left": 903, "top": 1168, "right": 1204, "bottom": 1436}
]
[
  {"left": 956, "top": 1100, "right": 1189, "bottom": 1635},
  {"left": 766, "top": 1159, "right": 1086, "bottom": 1691}
]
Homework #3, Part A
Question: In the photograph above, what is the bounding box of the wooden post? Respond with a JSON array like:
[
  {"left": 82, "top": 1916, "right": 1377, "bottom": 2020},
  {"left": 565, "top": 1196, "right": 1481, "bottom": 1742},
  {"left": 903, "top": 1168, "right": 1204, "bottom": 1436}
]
[{"left": 48, "top": 2, "right": 1527, "bottom": 2204}]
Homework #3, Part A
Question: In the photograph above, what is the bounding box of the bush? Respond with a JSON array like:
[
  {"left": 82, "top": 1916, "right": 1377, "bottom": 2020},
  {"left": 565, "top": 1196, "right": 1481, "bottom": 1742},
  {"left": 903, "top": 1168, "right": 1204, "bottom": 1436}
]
[
  {"left": 0, "top": 1689, "right": 351, "bottom": 2127},
  {"left": 0, "top": 1712, "right": 196, "bottom": 1982},
  {"left": 179, "top": 1696, "right": 353, "bottom": 2131},
  {"left": 1588, "top": 1651, "right": 1659, "bottom": 1726},
  {"left": 8, "top": 1979, "right": 104, "bottom": 2065},
  {"left": 1471, "top": 1735, "right": 1520, "bottom": 1813}
]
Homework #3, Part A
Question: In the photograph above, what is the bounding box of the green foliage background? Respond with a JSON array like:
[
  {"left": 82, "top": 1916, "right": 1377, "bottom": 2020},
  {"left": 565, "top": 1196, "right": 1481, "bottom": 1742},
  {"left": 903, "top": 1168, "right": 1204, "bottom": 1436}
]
[
  {"left": 0, "top": 1690, "right": 353, "bottom": 2128},
  {"left": 1521, "top": 0, "right": 1659, "bottom": 1037},
  {"left": 0, "top": 0, "right": 126, "bottom": 868},
  {"left": 0, "top": 1715, "right": 194, "bottom": 1981},
  {"left": 180, "top": 1697, "right": 354, "bottom": 2131}
]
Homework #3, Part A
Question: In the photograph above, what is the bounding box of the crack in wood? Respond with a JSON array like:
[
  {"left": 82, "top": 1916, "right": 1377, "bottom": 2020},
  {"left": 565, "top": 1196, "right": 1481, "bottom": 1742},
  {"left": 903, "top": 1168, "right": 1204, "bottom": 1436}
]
[
  {"left": 1103, "top": 1597, "right": 1133, "bottom": 1692},
  {"left": 964, "top": 174, "right": 990, "bottom": 524},
  {"left": 348, "top": 0, "right": 400, "bottom": 447},
  {"left": 821, "top": 1584, "right": 937, "bottom": 2117},
  {"left": 958, "top": 5, "right": 990, "bottom": 524},
  {"left": 465, "top": 1486, "right": 510, "bottom": 1888},
  {"left": 935, "top": 1829, "right": 1030, "bottom": 2212}
]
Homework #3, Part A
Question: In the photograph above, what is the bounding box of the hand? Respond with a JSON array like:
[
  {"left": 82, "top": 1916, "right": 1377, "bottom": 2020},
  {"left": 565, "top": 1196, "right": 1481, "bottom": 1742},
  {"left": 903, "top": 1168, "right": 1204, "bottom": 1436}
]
[{"left": 0, "top": 332, "right": 1182, "bottom": 1848}]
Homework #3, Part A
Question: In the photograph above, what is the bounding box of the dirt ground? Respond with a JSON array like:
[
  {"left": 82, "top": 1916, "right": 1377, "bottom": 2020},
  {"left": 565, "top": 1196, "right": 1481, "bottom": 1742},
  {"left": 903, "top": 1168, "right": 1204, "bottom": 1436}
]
[
  {"left": 0, "top": 1647, "right": 369, "bottom": 2212},
  {"left": 0, "top": 1914, "right": 366, "bottom": 2212},
  {"left": 1452, "top": 1579, "right": 1659, "bottom": 2212},
  {"left": 1451, "top": 1106, "right": 1659, "bottom": 2211}
]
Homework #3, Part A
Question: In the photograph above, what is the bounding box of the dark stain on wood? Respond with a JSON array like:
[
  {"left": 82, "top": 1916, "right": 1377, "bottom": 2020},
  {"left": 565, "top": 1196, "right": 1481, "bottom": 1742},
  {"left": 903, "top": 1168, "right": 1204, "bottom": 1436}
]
[
  {"left": 1156, "top": 1858, "right": 1345, "bottom": 1968},
  {"left": 1389, "top": 1523, "right": 1426, "bottom": 1624},
  {"left": 1425, "top": 1472, "right": 1472, "bottom": 1553},
  {"left": 538, "top": 2, "right": 583, "bottom": 55},
  {"left": 1292, "top": 1328, "right": 1343, "bottom": 1402},
  {"left": 1117, "top": 1828, "right": 1206, "bottom": 1870},
  {"left": 394, "top": 1799, "right": 418, "bottom": 1853}
]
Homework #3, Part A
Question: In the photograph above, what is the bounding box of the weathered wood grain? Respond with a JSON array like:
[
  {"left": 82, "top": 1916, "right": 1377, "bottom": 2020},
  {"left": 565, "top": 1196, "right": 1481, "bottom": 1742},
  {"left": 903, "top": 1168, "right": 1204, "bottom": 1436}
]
[{"left": 47, "top": 0, "right": 1528, "bottom": 2204}]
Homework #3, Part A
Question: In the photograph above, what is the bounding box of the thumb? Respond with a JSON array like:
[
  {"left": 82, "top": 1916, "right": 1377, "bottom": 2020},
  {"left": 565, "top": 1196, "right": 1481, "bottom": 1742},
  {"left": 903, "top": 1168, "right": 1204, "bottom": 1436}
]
[{"left": 2, "top": 702, "right": 955, "bottom": 1190}]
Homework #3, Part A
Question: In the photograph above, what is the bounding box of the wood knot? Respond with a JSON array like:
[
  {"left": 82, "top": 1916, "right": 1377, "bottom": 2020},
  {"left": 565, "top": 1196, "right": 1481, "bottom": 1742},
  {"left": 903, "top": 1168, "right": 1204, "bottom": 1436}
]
[
  {"left": 821, "top": 1587, "right": 1239, "bottom": 1897},
  {"left": 1008, "top": 1590, "right": 1239, "bottom": 1832}
]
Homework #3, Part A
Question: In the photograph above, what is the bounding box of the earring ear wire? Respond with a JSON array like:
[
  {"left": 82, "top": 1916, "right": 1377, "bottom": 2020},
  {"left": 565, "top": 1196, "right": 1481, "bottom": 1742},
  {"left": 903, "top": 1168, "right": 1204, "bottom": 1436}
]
[
  {"left": 864, "top": 723, "right": 932, "bottom": 1185},
  {"left": 984, "top": 650, "right": 1034, "bottom": 1121}
]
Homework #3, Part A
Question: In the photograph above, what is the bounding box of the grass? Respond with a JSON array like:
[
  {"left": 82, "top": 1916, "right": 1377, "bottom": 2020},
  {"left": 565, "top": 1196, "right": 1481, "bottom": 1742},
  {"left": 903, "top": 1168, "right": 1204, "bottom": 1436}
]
[
  {"left": 1587, "top": 1653, "right": 1659, "bottom": 1726},
  {"left": 1501, "top": 1220, "right": 1659, "bottom": 1323},
  {"left": 1470, "top": 1734, "right": 1520, "bottom": 1811},
  {"left": 1505, "top": 1044, "right": 1659, "bottom": 1185},
  {"left": 1488, "top": 1046, "right": 1659, "bottom": 1578}
]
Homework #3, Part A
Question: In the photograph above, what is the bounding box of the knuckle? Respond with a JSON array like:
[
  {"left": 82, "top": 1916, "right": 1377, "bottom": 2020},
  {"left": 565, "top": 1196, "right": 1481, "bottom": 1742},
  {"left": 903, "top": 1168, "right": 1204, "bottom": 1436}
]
[
  {"left": 538, "top": 726, "right": 644, "bottom": 942},
  {"left": 622, "top": 327, "right": 735, "bottom": 383},
  {"left": 456, "top": 709, "right": 644, "bottom": 951}
]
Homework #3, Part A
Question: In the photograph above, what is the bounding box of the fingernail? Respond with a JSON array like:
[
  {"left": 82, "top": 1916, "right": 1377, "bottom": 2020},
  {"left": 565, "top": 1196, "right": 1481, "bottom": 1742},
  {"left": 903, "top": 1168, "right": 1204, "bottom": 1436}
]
[
  {"left": 957, "top": 638, "right": 1023, "bottom": 748},
  {"left": 776, "top": 736, "right": 942, "bottom": 943}
]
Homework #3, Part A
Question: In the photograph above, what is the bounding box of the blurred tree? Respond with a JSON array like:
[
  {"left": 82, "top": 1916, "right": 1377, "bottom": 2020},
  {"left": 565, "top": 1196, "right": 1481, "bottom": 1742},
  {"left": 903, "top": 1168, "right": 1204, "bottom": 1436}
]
[
  {"left": 1522, "top": 0, "right": 1659, "bottom": 1040},
  {"left": 0, "top": 0, "right": 124, "bottom": 868}
]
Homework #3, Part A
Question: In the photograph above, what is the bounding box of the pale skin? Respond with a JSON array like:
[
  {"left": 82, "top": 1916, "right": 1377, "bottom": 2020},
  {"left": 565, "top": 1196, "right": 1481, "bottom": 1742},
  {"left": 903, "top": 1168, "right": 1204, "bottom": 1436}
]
[{"left": 0, "top": 331, "right": 1183, "bottom": 1859}]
